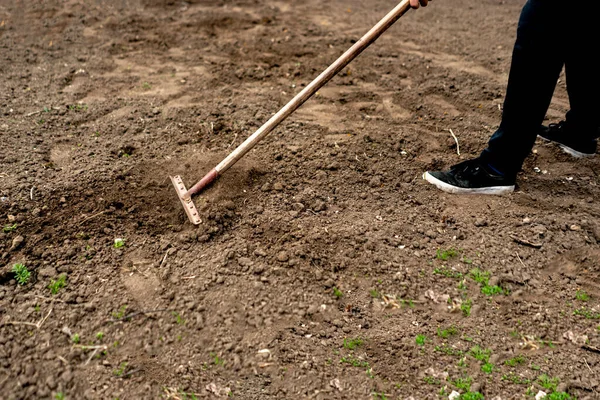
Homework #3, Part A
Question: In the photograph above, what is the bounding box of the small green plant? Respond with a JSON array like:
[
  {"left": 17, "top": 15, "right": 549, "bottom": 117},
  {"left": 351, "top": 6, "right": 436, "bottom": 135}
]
[
  {"left": 451, "top": 376, "right": 472, "bottom": 392},
  {"left": 366, "top": 367, "right": 375, "bottom": 379},
  {"left": 72, "top": 333, "right": 80, "bottom": 344},
  {"left": 436, "top": 248, "right": 459, "bottom": 261},
  {"left": 333, "top": 287, "right": 343, "bottom": 298},
  {"left": 469, "top": 346, "right": 491, "bottom": 363},
  {"left": 343, "top": 337, "right": 363, "bottom": 350},
  {"left": 211, "top": 352, "right": 224, "bottom": 366},
  {"left": 340, "top": 355, "right": 369, "bottom": 368},
  {"left": 96, "top": 332, "right": 104, "bottom": 341},
  {"left": 415, "top": 334, "right": 427, "bottom": 346},
  {"left": 423, "top": 376, "right": 440, "bottom": 385},
  {"left": 173, "top": 312, "right": 185, "bottom": 325},
  {"left": 372, "top": 392, "right": 387, "bottom": 400},
  {"left": 576, "top": 290, "right": 590, "bottom": 302},
  {"left": 481, "top": 362, "right": 494, "bottom": 374},
  {"left": 505, "top": 355, "right": 526, "bottom": 367},
  {"left": 48, "top": 275, "right": 67, "bottom": 295},
  {"left": 113, "top": 362, "right": 127, "bottom": 377},
  {"left": 369, "top": 288, "right": 380, "bottom": 298},
  {"left": 481, "top": 284, "right": 505, "bottom": 296},
  {"left": 142, "top": 82, "right": 152, "bottom": 90},
  {"left": 537, "top": 374, "right": 559, "bottom": 392},
  {"left": 437, "top": 326, "right": 459, "bottom": 339},
  {"left": 435, "top": 344, "right": 464, "bottom": 357},
  {"left": 433, "top": 266, "right": 463, "bottom": 279},
  {"left": 573, "top": 307, "right": 600, "bottom": 319},
  {"left": 459, "top": 393, "right": 484, "bottom": 400},
  {"left": 3, "top": 223, "right": 17, "bottom": 232},
  {"left": 54, "top": 392, "right": 65, "bottom": 400},
  {"left": 502, "top": 372, "right": 531, "bottom": 385},
  {"left": 34, "top": 304, "right": 41, "bottom": 312},
  {"left": 112, "top": 305, "right": 127, "bottom": 319},
  {"left": 113, "top": 238, "right": 125, "bottom": 248},
  {"left": 461, "top": 298, "right": 472, "bottom": 317},
  {"left": 12, "top": 263, "right": 31, "bottom": 285},
  {"left": 546, "top": 392, "right": 573, "bottom": 400},
  {"left": 469, "top": 268, "right": 491, "bottom": 285}
]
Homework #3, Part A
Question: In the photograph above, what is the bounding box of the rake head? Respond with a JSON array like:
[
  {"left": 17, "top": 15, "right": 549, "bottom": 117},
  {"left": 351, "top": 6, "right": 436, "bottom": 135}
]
[{"left": 170, "top": 175, "right": 202, "bottom": 225}]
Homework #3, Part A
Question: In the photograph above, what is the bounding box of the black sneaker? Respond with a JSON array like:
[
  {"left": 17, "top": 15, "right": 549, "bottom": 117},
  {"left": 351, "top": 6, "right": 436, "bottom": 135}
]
[
  {"left": 423, "top": 158, "right": 516, "bottom": 195},
  {"left": 538, "top": 121, "right": 597, "bottom": 158}
]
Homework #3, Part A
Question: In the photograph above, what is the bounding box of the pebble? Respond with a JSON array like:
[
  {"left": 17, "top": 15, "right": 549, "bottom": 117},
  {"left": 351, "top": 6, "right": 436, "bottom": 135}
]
[
  {"left": 273, "top": 182, "right": 284, "bottom": 191},
  {"left": 254, "top": 248, "right": 267, "bottom": 257},
  {"left": 332, "top": 319, "right": 343, "bottom": 328},
  {"left": 38, "top": 267, "right": 57, "bottom": 278},
  {"left": 474, "top": 218, "right": 488, "bottom": 227},
  {"left": 276, "top": 251, "right": 289, "bottom": 262},
  {"left": 369, "top": 176, "right": 382, "bottom": 188},
  {"left": 10, "top": 236, "right": 24, "bottom": 251}
]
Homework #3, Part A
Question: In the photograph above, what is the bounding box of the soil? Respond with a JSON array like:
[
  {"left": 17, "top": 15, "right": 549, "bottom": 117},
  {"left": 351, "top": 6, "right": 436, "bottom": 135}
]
[{"left": 1, "top": 0, "right": 599, "bottom": 399}]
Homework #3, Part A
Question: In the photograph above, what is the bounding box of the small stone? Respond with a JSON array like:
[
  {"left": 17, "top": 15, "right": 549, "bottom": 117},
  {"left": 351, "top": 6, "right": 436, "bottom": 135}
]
[
  {"left": 254, "top": 248, "right": 267, "bottom": 257},
  {"left": 7, "top": 215, "right": 16, "bottom": 222},
  {"left": 237, "top": 257, "right": 253, "bottom": 267},
  {"left": 570, "top": 224, "right": 581, "bottom": 231},
  {"left": 59, "top": 197, "right": 66, "bottom": 203},
  {"left": 332, "top": 319, "right": 344, "bottom": 328},
  {"left": 260, "top": 183, "right": 271, "bottom": 192},
  {"left": 152, "top": 107, "right": 161, "bottom": 115},
  {"left": 38, "top": 267, "right": 57, "bottom": 278},
  {"left": 273, "top": 182, "right": 284, "bottom": 191},
  {"left": 10, "top": 236, "right": 24, "bottom": 251},
  {"left": 276, "top": 251, "right": 289, "bottom": 263},
  {"left": 369, "top": 176, "right": 382, "bottom": 188},
  {"left": 474, "top": 218, "right": 488, "bottom": 227}
]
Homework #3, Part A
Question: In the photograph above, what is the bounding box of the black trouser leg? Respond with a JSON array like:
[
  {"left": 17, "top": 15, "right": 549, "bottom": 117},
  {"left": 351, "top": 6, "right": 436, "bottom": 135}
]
[{"left": 480, "top": 0, "right": 565, "bottom": 175}]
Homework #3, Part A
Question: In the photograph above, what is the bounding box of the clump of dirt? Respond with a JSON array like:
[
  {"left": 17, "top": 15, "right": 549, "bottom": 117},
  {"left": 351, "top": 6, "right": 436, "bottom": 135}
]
[{"left": 1, "top": 0, "right": 599, "bottom": 399}]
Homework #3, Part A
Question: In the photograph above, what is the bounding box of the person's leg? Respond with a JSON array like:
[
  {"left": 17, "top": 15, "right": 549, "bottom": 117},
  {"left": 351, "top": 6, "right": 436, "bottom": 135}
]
[
  {"left": 562, "top": 6, "right": 600, "bottom": 142},
  {"left": 479, "top": 0, "right": 565, "bottom": 176}
]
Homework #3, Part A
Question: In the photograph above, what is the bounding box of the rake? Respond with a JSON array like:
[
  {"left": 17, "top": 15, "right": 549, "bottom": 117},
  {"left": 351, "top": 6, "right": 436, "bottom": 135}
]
[{"left": 171, "top": 0, "right": 416, "bottom": 224}]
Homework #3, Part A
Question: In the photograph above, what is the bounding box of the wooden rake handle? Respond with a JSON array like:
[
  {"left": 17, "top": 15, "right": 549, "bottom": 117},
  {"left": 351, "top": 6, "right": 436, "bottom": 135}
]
[{"left": 186, "top": 0, "right": 413, "bottom": 197}]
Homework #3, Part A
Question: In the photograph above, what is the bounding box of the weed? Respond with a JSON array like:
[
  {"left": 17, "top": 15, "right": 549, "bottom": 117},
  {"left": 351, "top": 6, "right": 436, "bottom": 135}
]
[
  {"left": 112, "top": 305, "right": 127, "bottom": 319},
  {"left": 451, "top": 376, "right": 472, "bottom": 392},
  {"left": 340, "top": 355, "right": 369, "bottom": 368},
  {"left": 68, "top": 104, "right": 88, "bottom": 111},
  {"left": 502, "top": 372, "right": 531, "bottom": 385},
  {"left": 400, "top": 298, "right": 415, "bottom": 308},
  {"left": 372, "top": 391, "right": 387, "bottom": 400},
  {"left": 48, "top": 275, "right": 67, "bottom": 295},
  {"left": 72, "top": 333, "right": 80, "bottom": 344},
  {"left": 461, "top": 299, "right": 472, "bottom": 317},
  {"left": 435, "top": 344, "right": 464, "bottom": 357},
  {"left": 436, "top": 248, "right": 459, "bottom": 261},
  {"left": 573, "top": 308, "right": 600, "bottom": 319},
  {"left": 12, "top": 263, "right": 30, "bottom": 285},
  {"left": 343, "top": 337, "right": 363, "bottom": 350},
  {"left": 210, "top": 352, "right": 224, "bottom": 366},
  {"left": 505, "top": 355, "right": 526, "bottom": 367},
  {"left": 531, "top": 363, "right": 541, "bottom": 371},
  {"left": 423, "top": 376, "right": 440, "bottom": 385},
  {"left": 113, "top": 362, "right": 127, "bottom": 377},
  {"left": 469, "top": 268, "right": 490, "bottom": 285},
  {"left": 481, "top": 362, "right": 494, "bottom": 374},
  {"left": 333, "top": 287, "right": 343, "bottom": 299},
  {"left": 433, "top": 266, "right": 463, "bottom": 279},
  {"left": 457, "top": 357, "right": 467, "bottom": 368},
  {"left": 459, "top": 393, "right": 484, "bottom": 400},
  {"left": 437, "top": 326, "right": 459, "bottom": 339},
  {"left": 142, "top": 82, "right": 152, "bottom": 90},
  {"left": 173, "top": 312, "right": 185, "bottom": 325},
  {"left": 3, "top": 223, "right": 17, "bottom": 232},
  {"left": 366, "top": 367, "right": 375, "bottom": 379},
  {"left": 576, "top": 290, "right": 590, "bottom": 302},
  {"left": 469, "top": 346, "right": 491, "bottom": 363},
  {"left": 546, "top": 393, "right": 573, "bottom": 400},
  {"left": 457, "top": 280, "right": 467, "bottom": 290},
  {"left": 537, "top": 374, "right": 559, "bottom": 392},
  {"left": 369, "top": 288, "right": 380, "bottom": 298},
  {"left": 96, "top": 332, "right": 104, "bottom": 341},
  {"left": 510, "top": 330, "right": 520, "bottom": 338},
  {"left": 34, "top": 304, "right": 41, "bottom": 312},
  {"left": 113, "top": 238, "right": 125, "bottom": 248},
  {"left": 415, "top": 334, "right": 427, "bottom": 346},
  {"left": 54, "top": 393, "right": 65, "bottom": 400},
  {"left": 481, "top": 284, "right": 505, "bottom": 296},
  {"left": 462, "top": 256, "right": 473, "bottom": 264}
]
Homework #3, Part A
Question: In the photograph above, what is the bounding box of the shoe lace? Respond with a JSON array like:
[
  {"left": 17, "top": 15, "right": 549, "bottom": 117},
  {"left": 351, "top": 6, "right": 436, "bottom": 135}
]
[
  {"left": 548, "top": 120, "right": 566, "bottom": 131},
  {"left": 452, "top": 159, "right": 481, "bottom": 178}
]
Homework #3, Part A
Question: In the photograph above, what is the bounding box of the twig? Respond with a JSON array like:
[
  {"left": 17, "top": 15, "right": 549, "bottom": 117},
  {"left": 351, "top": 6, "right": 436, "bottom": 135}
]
[
  {"left": 584, "top": 358, "right": 595, "bottom": 376},
  {"left": 510, "top": 234, "right": 543, "bottom": 249},
  {"left": 160, "top": 248, "right": 172, "bottom": 268},
  {"left": 516, "top": 252, "right": 527, "bottom": 268},
  {"left": 123, "top": 368, "right": 143, "bottom": 377},
  {"left": 1, "top": 307, "right": 52, "bottom": 329},
  {"left": 449, "top": 129, "right": 460, "bottom": 155},
  {"left": 227, "top": 133, "right": 238, "bottom": 149},
  {"left": 26, "top": 110, "right": 41, "bottom": 117},
  {"left": 78, "top": 210, "right": 106, "bottom": 226},
  {"left": 30, "top": 186, "right": 34, "bottom": 201}
]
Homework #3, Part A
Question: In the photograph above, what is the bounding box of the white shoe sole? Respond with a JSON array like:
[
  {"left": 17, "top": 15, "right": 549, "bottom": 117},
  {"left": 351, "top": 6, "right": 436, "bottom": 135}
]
[
  {"left": 537, "top": 135, "right": 595, "bottom": 158},
  {"left": 423, "top": 172, "right": 515, "bottom": 195}
]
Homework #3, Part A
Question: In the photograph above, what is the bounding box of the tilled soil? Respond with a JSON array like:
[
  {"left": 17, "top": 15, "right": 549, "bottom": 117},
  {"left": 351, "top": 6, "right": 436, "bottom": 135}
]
[{"left": 1, "top": 0, "right": 599, "bottom": 399}]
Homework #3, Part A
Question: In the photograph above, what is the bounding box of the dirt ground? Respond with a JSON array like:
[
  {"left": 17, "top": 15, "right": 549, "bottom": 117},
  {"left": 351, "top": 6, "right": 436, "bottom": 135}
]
[{"left": 1, "top": 0, "right": 599, "bottom": 399}]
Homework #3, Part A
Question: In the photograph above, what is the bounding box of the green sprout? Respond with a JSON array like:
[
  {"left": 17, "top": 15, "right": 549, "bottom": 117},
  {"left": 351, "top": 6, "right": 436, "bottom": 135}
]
[
  {"left": 333, "top": 287, "right": 343, "bottom": 298},
  {"left": 12, "top": 263, "right": 31, "bottom": 285},
  {"left": 3, "top": 223, "right": 17, "bottom": 232},
  {"left": 113, "top": 238, "right": 125, "bottom": 248},
  {"left": 48, "top": 275, "right": 67, "bottom": 295},
  {"left": 343, "top": 337, "right": 364, "bottom": 350},
  {"left": 415, "top": 334, "right": 427, "bottom": 346}
]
